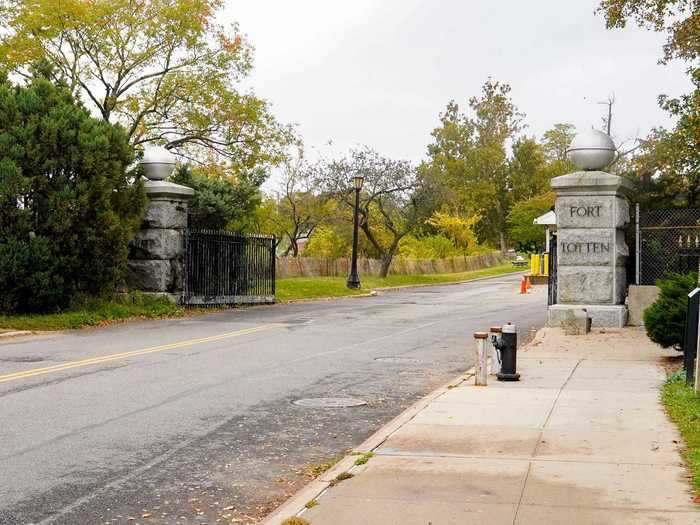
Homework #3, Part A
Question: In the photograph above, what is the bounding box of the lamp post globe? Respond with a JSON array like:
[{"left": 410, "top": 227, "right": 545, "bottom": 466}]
[
  {"left": 353, "top": 174, "right": 365, "bottom": 191},
  {"left": 566, "top": 129, "right": 616, "bottom": 171},
  {"left": 139, "top": 145, "right": 176, "bottom": 181}
]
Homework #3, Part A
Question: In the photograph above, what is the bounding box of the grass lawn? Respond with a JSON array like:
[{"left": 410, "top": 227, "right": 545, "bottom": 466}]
[
  {"left": 275, "top": 263, "right": 524, "bottom": 302},
  {"left": 662, "top": 370, "right": 700, "bottom": 497},
  {"left": 0, "top": 295, "right": 185, "bottom": 331}
]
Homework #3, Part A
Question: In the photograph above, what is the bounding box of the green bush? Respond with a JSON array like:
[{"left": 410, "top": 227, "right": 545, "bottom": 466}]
[
  {"left": 644, "top": 272, "right": 698, "bottom": 349},
  {"left": 304, "top": 225, "right": 350, "bottom": 258},
  {"left": 399, "top": 234, "right": 461, "bottom": 259},
  {"left": 0, "top": 73, "right": 146, "bottom": 313}
]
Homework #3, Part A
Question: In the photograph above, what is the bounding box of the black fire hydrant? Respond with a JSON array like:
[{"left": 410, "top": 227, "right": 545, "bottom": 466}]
[{"left": 493, "top": 323, "right": 520, "bottom": 381}]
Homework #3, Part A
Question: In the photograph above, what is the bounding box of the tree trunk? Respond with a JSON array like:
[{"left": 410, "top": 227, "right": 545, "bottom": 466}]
[
  {"left": 379, "top": 240, "right": 401, "bottom": 278},
  {"left": 499, "top": 231, "right": 507, "bottom": 255},
  {"left": 379, "top": 254, "right": 392, "bottom": 278}
]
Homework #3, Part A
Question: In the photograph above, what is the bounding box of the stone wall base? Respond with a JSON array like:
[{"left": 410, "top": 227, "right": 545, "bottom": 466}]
[
  {"left": 548, "top": 304, "right": 628, "bottom": 328},
  {"left": 116, "top": 291, "right": 180, "bottom": 304},
  {"left": 627, "top": 285, "right": 660, "bottom": 326}
]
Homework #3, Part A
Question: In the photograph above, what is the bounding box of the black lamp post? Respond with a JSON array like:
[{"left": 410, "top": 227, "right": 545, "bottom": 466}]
[{"left": 347, "top": 174, "right": 364, "bottom": 289}]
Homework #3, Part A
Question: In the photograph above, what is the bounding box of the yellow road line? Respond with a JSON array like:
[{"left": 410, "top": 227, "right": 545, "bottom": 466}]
[{"left": 0, "top": 324, "right": 284, "bottom": 384}]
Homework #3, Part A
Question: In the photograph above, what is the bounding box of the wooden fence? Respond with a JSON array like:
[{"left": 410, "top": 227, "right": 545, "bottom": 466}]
[{"left": 276, "top": 252, "right": 505, "bottom": 278}]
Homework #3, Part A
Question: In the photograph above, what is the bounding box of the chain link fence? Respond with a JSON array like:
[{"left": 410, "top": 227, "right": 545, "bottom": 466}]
[{"left": 638, "top": 208, "right": 700, "bottom": 285}]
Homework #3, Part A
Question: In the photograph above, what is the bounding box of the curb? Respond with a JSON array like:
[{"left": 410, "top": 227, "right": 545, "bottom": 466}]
[
  {"left": 0, "top": 330, "right": 33, "bottom": 340},
  {"left": 275, "top": 292, "right": 375, "bottom": 305},
  {"left": 260, "top": 369, "right": 476, "bottom": 525}
]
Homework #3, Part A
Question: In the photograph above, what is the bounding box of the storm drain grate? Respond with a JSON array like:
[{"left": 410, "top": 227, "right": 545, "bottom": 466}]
[{"left": 292, "top": 397, "right": 367, "bottom": 408}]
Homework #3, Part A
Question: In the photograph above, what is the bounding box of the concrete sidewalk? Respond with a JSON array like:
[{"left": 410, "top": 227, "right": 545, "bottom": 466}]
[{"left": 265, "top": 327, "right": 700, "bottom": 525}]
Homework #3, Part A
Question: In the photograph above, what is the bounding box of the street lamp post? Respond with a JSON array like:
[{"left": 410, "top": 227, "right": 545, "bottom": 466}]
[{"left": 347, "top": 174, "right": 364, "bottom": 289}]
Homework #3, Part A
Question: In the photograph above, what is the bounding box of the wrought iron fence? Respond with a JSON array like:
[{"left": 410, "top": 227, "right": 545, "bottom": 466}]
[
  {"left": 182, "top": 230, "right": 275, "bottom": 306},
  {"left": 638, "top": 208, "right": 700, "bottom": 285}
]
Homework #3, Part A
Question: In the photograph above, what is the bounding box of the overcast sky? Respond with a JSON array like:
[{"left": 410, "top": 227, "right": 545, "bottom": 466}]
[{"left": 225, "top": 0, "right": 690, "bottom": 173}]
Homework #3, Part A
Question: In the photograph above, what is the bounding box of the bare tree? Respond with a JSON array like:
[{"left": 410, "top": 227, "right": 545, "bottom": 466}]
[
  {"left": 258, "top": 154, "right": 329, "bottom": 256},
  {"left": 314, "top": 147, "right": 436, "bottom": 277},
  {"left": 598, "top": 94, "right": 616, "bottom": 136}
]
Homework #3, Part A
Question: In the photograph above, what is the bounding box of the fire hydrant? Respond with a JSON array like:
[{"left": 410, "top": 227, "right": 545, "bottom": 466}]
[{"left": 493, "top": 322, "right": 520, "bottom": 381}]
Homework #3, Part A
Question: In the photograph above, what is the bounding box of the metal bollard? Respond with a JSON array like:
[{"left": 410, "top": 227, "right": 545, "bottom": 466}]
[
  {"left": 495, "top": 323, "right": 520, "bottom": 381},
  {"left": 489, "top": 326, "right": 502, "bottom": 375},
  {"left": 473, "top": 332, "right": 488, "bottom": 386}
]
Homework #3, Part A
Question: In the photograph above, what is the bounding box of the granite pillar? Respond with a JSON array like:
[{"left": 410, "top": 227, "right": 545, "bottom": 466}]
[
  {"left": 547, "top": 171, "right": 634, "bottom": 327},
  {"left": 126, "top": 180, "right": 194, "bottom": 302}
]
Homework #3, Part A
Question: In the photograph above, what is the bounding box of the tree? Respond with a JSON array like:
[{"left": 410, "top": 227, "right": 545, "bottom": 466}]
[
  {"left": 598, "top": 0, "right": 699, "bottom": 205},
  {"left": 0, "top": 73, "right": 146, "bottom": 313},
  {"left": 304, "top": 225, "right": 350, "bottom": 259},
  {"left": 632, "top": 116, "right": 700, "bottom": 208},
  {"left": 507, "top": 192, "right": 555, "bottom": 252},
  {"left": 315, "top": 147, "right": 436, "bottom": 277},
  {"left": 425, "top": 211, "right": 480, "bottom": 252},
  {"left": 424, "top": 79, "right": 524, "bottom": 253},
  {"left": 264, "top": 156, "right": 330, "bottom": 256},
  {"left": 542, "top": 123, "right": 576, "bottom": 163},
  {"left": 171, "top": 165, "right": 262, "bottom": 231},
  {"left": 0, "top": 0, "right": 292, "bottom": 172},
  {"left": 509, "top": 138, "right": 550, "bottom": 202},
  {"left": 598, "top": 0, "right": 699, "bottom": 64}
]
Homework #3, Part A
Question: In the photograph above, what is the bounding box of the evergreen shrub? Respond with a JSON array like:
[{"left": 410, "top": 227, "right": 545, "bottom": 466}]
[
  {"left": 0, "top": 74, "right": 145, "bottom": 313},
  {"left": 644, "top": 272, "right": 698, "bottom": 350}
]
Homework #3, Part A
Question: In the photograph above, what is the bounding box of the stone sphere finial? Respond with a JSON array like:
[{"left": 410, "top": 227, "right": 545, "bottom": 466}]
[
  {"left": 139, "top": 145, "right": 176, "bottom": 180},
  {"left": 566, "top": 129, "right": 616, "bottom": 171}
]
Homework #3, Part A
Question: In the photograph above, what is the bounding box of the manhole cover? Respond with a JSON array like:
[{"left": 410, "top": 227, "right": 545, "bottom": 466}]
[
  {"left": 374, "top": 356, "right": 421, "bottom": 364},
  {"left": 292, "top": 397, "right": 367, "bottom": 408}
]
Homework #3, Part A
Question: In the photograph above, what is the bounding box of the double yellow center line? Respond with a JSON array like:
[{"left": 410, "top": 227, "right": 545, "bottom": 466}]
[{"left": 0, "top": 324, "right": 283, "bottom": 385}]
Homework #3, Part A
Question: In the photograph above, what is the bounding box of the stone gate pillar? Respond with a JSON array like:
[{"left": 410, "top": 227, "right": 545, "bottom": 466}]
[
  {"left": 547, "top": 130, "right": 633, "bottom": 328},
  {"left": 126, "top": 147, "right": 194, "bottom": 302}
]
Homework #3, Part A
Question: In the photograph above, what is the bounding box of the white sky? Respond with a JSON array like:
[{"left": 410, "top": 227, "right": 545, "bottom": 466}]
[{"left": 225, "top": 0, "right": 690, "bottom": 178}]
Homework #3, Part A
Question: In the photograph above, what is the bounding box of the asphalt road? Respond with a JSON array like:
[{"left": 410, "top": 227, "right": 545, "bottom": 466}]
[{"left": 0, "top": 274, "right": 546, "bottom": 525}]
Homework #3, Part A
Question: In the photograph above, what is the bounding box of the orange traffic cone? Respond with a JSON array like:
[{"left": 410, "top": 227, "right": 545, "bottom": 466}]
[
  {"left": 526, "top": 276, "right": 533, "bottom": 290},
  {"left": 520, "top": 277, "right": 527, "bottom": 294}
]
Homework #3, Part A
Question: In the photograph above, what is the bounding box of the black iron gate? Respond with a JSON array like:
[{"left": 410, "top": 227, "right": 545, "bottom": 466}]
[
  {"left": 182, "top": 230, "right": 275, "bottom": 306},
  {"left": 547, "top": 234, "right": 557, "bottom": 306}
]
